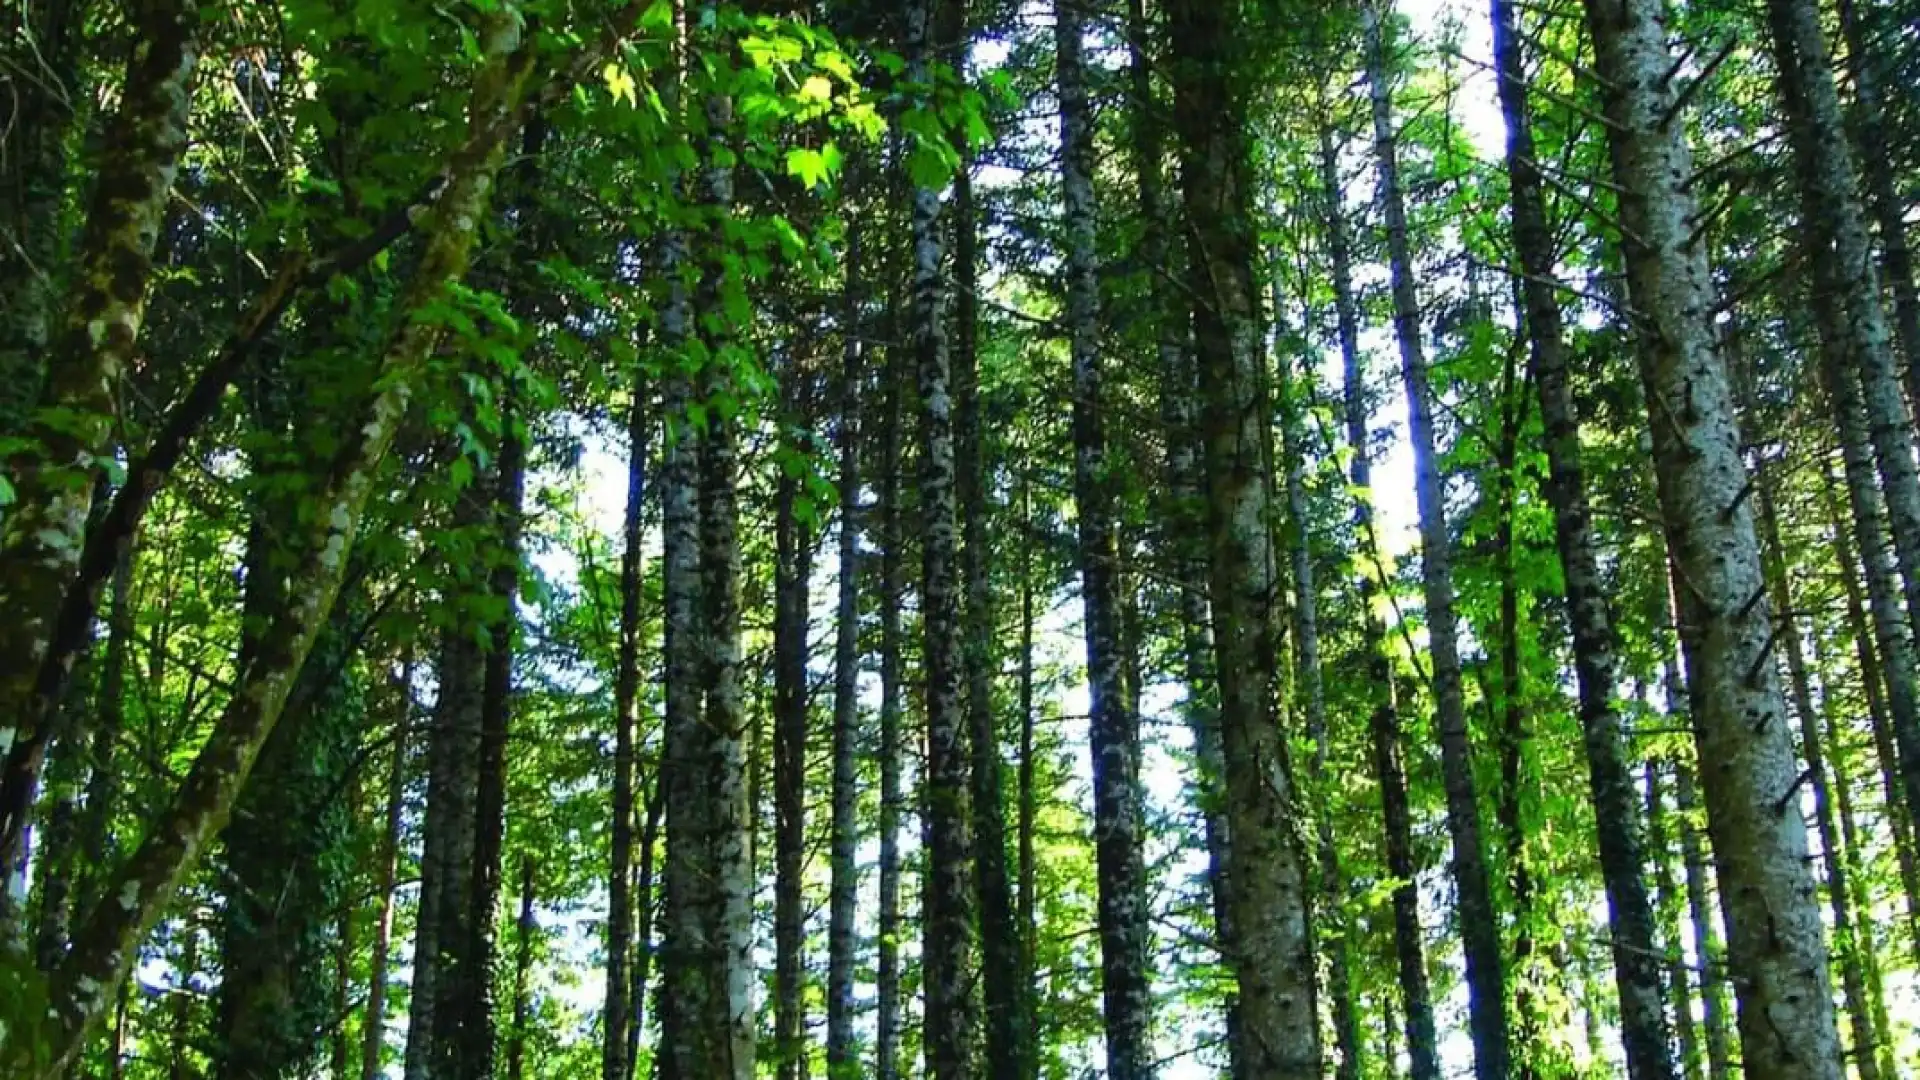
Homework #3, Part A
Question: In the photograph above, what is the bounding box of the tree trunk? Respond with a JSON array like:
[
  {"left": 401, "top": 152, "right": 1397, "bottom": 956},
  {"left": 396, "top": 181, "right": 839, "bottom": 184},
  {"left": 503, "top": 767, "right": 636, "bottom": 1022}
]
[
  {"left": 1583, "top": 0, "right": 1845, "bottom": 1072},
  {"left": 361, "top": 678, "right": 411, "bottom": 1080},
  {"left": 1167, "top": 3, "right": 1320, "bottom": 1074},
  {"left": 506, "top": 856, "right": 537, "bottom": 1080},
  {"left": 0, "top": 0, "right": 199, "bottom": 878},
  {"left": 1055, "top": 4, "right": 1153, "bottom": 1074},
  {"left": 1015, "top": 468, "right": 1039, "bottom": 1080},
  {"left": 605, "top": 378, "right": 647, "bottom": 1080},
  {"left": 1821, "top": 471, "right": 1920, "bottom": 956},
  {"left": 772, "top": 360, "right": 815, "bottom": 1080},
  {"left": 1128, "top": 1, "right": 1239, "bottom": 1068},
  {"left": 874, "top": 293, "right": 906, "bottom": 1080},
  {"left": 1756, "top": 477, "right": 1879, "bottom": 1080},
  {"left": 1363, "top": 13, "right": 1509, "bottom": 1077},
  {"left": 906, "top": 1, "right": 978, "bottom": 1074},
  {"left": 826, "top": 209, "right": 864, "bottom": 1080},
  {"left": 629, "top": 777, "right": 665, "bottom": 1080},
  {"left": 1644, "top": 760, "right": 1703, "bottom": 1080},
  {"left": 1488, "top": 0, "right": 1677, "bottom": 1072},
  {"left": 1673, "top": 753, "right": 1733, "bottom": 1080},
  {"left": 1836, "top": 0, "right": 1920, "bottom": 416},
  {"left": 1273, "top": 300, "right": 1360, "bottom": 1080},
  {"left": 1764, "top": 0, "right": 1920, "bottom": 681},
  {"left": 9, "top": 13, "right": 539, "bottom": 1073},
  {"left": 1321, "top": 117, "right": 1438, "bottom": 1080}
]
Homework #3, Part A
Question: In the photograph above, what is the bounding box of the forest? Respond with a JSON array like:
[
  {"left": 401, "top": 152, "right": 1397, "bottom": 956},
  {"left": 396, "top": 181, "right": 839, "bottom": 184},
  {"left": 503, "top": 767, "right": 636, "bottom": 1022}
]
[{"left": 3, "top": 0, "right": 1920, "bottom": 1077}]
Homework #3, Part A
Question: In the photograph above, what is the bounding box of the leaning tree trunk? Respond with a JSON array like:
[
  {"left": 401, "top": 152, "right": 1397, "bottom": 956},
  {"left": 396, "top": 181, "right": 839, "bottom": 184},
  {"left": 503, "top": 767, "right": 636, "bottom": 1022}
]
[
  {"left": 905, "top": 0, "right": 979, "bottom": 1074},
  {"left": 1763, "top": 0, "right": 1920, "bottom": 850},
  {"left": 1583, "top": 0, "right": 1845, "bottom": 1072},
  {"left": 1836, "top": 0, "right": 1920, "bottom": 419},
  {"left": 3, "top": 15, "right": 540, "bottom": 1074},
  {"left": 1363, "top": 12, "right": 1509, "bottom": 1077},
  {"left": 1056, "top": 3, "right": 1152, "bottom": 1074},
  {"left": 1167, "top": 2, "right": 1320, "bottom": 1075},
  {"left": 0, "top": 0, "right": 199, "bottom": 878},
  {"left": 1488, "top": 0, "right": 1677, "bottom": 1073},
  {"left": 1823, "top": 472, "right": 1920, "bottom": 956},
  {"left": 1755, "top": 474, "right": 1880, "bottom": 1080},
  {"left": 1321, "top": 117, "right": 1438, "bottom": 1080},
  {"left": 1763, "top": 0, "right": 1920, "bottom": 674}
]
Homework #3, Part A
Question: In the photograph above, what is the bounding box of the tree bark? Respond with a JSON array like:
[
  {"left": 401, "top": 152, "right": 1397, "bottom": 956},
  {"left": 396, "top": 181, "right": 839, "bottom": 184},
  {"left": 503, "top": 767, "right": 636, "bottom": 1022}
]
[
  {"left": 772, "top": 356, "right": 816, "bottom": 1080},
  {"left": 1756, "top": 474, "right": 1879, "bottom": 1080},
  {"left": 5, "top": 13, "right": 539, "bottom": 1074},
  {"left": 1167, "top": 3, "right": 1320, "bottom": 1075},
  {"left": 361, "top": 678, "right": 411, "bottom": 1080},
  {"left": 1764, "top": 0, "right": 1920, "bottom": 686},
  {"left": 605, "top": 378, "right": 647, "bottom": 1080},
  {"left": 1644, "top": 761, "right": 1703, "bottom": 1080},
  {"left": 1363, "top": 13, "right": 1509, "bottom": 1077},
  {"left": 1321, "top": 117, "right": 1438, "bottom": 1080},
  {"left": 1128, "top": 1, "right": 1239, "bottom": 1068},
  {"left": 874, "top": 291, "right": 906, "bottom": 1080},
  {"left": 826, "top": 210, "right": 864, "bottom": 1080},
  {"left": 1583, "top": 0, "right": 1846, "bottom": 1072},
  {"left": 506, "top": 856, "right": 537, "bottom": 1080},
  {"left": 1836, "top": 0, "right": 1920, "bottom": 417},
  {"left": 906, "top": 1, "right": 979, "bottom": 1074},
  {"left": 0, "top": 0, "right": 199, "bottom": 876},
  {"left": 1056, "top": 4, "right": 1153, "bottom": 1074},
  {"left": 1488, "top": 0, "right": 1677, "bottom": 1073}
]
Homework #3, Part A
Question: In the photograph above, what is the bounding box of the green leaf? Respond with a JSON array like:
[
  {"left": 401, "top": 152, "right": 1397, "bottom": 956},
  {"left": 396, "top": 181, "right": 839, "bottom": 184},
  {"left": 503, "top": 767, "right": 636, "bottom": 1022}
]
[{"left": 785, "top": 146, "right": 829, "bottom": 190}]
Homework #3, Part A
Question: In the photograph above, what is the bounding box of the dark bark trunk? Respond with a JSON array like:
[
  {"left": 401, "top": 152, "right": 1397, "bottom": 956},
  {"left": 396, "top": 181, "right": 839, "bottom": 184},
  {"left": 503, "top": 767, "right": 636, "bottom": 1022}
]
[
  {"left": 361, "top": 677, "right": 410, "bottom": 1080},
  {"left": 506, "top": 856, "right": 537, "bottom": 1080},
  {"left": 772, "top": 361, "right": 815, "bottom": 1080},
  {"left": 826, "top": 210, "right": 864, "bottom": 1080},
  {"left": 1056, "top": 4, "right": 1153, "bottom": 1075},
  {"left": 1363, "top": 15, "right": 1508, "bottom": 1076},
  {"left": 1321, "top": 118, "right": 1438, "bottom": 1080},
  {"left": 874, "top": 294, "right": 906, "bottom": 1080},
  {"left": 1487, "top": 0, "right": 1676, "bottom": 1071},
  {"left": 605, "top": 378, "right": 647, "bottom": 1080}
]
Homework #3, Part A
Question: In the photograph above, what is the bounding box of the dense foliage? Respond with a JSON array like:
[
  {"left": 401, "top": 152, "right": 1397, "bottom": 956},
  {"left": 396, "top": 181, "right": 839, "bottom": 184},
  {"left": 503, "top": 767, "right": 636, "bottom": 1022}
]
[{"left": 3, "top": 0, "right": 1920, "bottom": 1078}]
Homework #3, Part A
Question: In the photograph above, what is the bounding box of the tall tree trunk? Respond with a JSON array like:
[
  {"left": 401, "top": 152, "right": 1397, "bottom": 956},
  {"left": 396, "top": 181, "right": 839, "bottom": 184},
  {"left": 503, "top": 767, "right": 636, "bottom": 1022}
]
[
  {"left": 826, "top": 211, "right": 864, "bottom": 1080},
  {"left": 361, "top": 679, "right": 411, "bottom": 1080},
  {"left": 506, "top": 856, "right": 537, "bottom": 1080},
  {"left": 874, "top": 297, "right": 906, "bottom": 1080},
  {"left": 448, "top": 386, "right": 526, "bottom": 1080},
  {"left": 1836, "top": 0, "right": 1920, "bottom": 414},
  {"left": 1756, "top": 476, "right": 1879, "bottom": 1080},
  {"left": 1055, "top": 4, "right": 1152, "bottom": 1074},
  {"left": 1644, "top": 761, "right": 1703, "bottom": 1080},
  {"left": 1822, "top": 472, "right": 1920, "bottom": 955},
  {"left": 0, "top": 0, "right": 199, "bottom": 880},
  {"left": 1765, "top": 0, "right": 1920, "bottom": 852},
  {"left": 1167, "top": 2, "right": 1320, "bottom": 1074},
  {"left": 1488, "top": 0, "right": 1676, "bottom": 1072},
  {"left": 1764, "top": 0, "right": 1920, "bottom": 674},
  {"left": 1362, "top": 13, "right": 1509, "bottom": 1077},
  {"left": 629, "top": 778, "right": 665, "bottom": 1080},
  {"left": 1127, "top": 0, "right": 1238, "bottom": 1067},
  {"left": 1583, "top": 0, "right": 1846, "bottom": 1073},
  {"left": 1015, "top": 467, "right": 1039, "bottom": 1080},
  {"left": 1673, "top": 753, "right": 1733, "bottom": 1080},
  {"left": 772, "top": 362, "right": 816, "bottom": 1080},
  {"left": 1321, "top": 118, "right": 1438, "bottom": 1080},
  {"left": 905, "top": 1, "right": 978, "bottom": 1074},
  {"left": 953, "top": 164, "right": 1021, "bottom": 1080},
  {"left": 1273, "top": 300, "right": 1360, "bottom": 1080},
  {"left": 605, "top": 379, "right": 647, "bottom": 1080}
]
